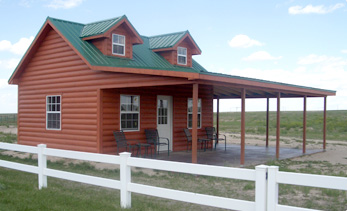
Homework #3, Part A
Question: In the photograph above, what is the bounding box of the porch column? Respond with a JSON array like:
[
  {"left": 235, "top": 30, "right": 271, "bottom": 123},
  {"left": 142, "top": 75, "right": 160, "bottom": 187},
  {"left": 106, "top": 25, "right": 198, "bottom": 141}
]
[
  {"left": 276, "top": 93, "right": 281, "bottom": 159},
  {"left": 266, "top": 97, "right": 269, "bottom": 147},
  {"left": 323, "top": 96, "right": 327, "bottom": 150},
  {"left": 241, "top": 88, "right": 246, "bottom": 166},
  {"left": 303, "top": 96, "right": 307, "bottom": 154},
  {"left": 216, "top": 97, "right": 220, "bottom": 141},
  {"left": 97, "top": 88, "right": 103, "bottom": 153},
  {"left": 192, "top": 83, "right": 199, "bottom": 163}
]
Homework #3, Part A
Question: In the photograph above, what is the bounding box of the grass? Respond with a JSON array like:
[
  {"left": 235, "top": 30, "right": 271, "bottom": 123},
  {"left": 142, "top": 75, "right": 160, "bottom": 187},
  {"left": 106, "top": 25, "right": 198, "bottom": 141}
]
[
  {"left": 0, "top": 132, "right": 17, "bottom": 143},
  {"left": 214, "top": 110, "right": 347, "bottom": 141},
  {"left": 265, "top": 159, "right": 347, "bottom": 210},
  {"left": 0, "top": 113, "right": 17, "bottom": 126},
  {"left": 0, "top": 153, "right": 255, "bottom": 210},
  {"left": 1, "top": 152, "right": 347, "bottom": 210}
]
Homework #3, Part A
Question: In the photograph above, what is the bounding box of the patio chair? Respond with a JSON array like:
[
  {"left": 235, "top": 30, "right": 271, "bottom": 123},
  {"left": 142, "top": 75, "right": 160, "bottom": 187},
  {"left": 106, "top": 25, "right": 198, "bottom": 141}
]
[
  {"left": 205, "top": 127, "right": 227, "bottom": 151},
  {"left": 183, "top": 128, "right": 212, "bottom": 151},
  {"left": 113, "top": 130, "right": 139, "bottom": 156},
  {"left": 145, "top": 129, "right": 170, "bottom": 156}
]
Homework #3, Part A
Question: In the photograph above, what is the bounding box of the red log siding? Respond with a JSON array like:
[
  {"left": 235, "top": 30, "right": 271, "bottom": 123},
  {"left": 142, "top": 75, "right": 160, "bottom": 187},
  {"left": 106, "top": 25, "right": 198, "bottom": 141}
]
[
  {"left": 90, "top": 38, "right": 106, "bottom": 55},
  {"left": 17, "top": 27, "right": 213, "bottom": 154},
  {"left": 158, "top": 50, "right": 175, "bottom": 64},
  {"left": 101, "top": 85, "right": 213, "bottom": 154},
  {"left": 105, "top": 23, "right": 134, "bottom": 59},
  {"left": 175, "top": 39, "right": 193, "bottom": 67}
]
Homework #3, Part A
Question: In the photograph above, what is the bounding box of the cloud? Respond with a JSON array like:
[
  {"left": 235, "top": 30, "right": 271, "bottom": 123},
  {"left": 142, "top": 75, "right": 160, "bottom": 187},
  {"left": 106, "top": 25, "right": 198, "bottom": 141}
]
[
  {"left": 46, "top": 0, "right": 83, "bottom": 9},
  {"left": 297, "top": 54, "right": 347, "bottom": 66},
  {"left": 0, "top": 36, "right": 34, "bottom": 55},
  {"left": 242, "top": 51, "right": 282, "bottom": 61},
  {"left": 288, "top": 3, "right": 344, "bottom": 15},
  {"left": 228, "top": 35, "right": 264, "bottom": 48},
  {"left": 0, "top": 59, "right": 20, "bottom": 69},
  {"left": 341, "top": 50, "right": 347, "bottom": 54}
]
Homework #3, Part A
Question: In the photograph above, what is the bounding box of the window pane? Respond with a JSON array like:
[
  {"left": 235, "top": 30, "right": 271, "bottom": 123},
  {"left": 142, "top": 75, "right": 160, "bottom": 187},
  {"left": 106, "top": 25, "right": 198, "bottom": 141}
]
[
  {"left": 119, "top": 35, "right": 125, "bottom": 44},
  {"left": 178, "top": 56, "right": 186, "bottom": 64},
  {"left": 188, "top": 99, "right": 192, "bottom": 112},
  {"left": 113, "top": 34, "right": 119, "bottom": 43},
  {"left": 113, "top": 45, "right": 124, "bottom": 55}
]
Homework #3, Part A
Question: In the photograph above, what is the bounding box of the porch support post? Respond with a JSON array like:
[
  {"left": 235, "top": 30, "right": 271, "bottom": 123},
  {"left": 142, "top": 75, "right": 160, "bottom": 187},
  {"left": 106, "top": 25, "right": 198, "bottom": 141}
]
[
  {"left": 241, "top": 88, "right": 246, "bottom": 166},
  {"left": 303, "top": 96, "right": 307, "bottom": 154},
  {"left": 266, "top": 97, "right": 269, "bottom": 147},
  {"left": 323, "top": 96, "right": 327, "bottom": 150},
  {"left": 216, "top": 97, "right": 220, "bottom": 141},
  {"left": 192, "top": 83, "right": 199, "bottom": 164},
  {"left": 276, "top": 92, "right": 281, "bottom": 159}
]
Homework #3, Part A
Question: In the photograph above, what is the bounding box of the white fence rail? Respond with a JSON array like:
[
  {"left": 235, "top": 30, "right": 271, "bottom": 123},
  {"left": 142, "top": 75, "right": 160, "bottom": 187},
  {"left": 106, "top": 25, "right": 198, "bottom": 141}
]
[{"left": 0, "top": 142, "right": 347, "bottom": 210}]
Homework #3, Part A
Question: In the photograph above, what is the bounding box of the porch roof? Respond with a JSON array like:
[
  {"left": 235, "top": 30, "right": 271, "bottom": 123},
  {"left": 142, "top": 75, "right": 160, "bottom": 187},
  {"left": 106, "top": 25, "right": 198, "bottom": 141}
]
[{"left": 200, "top": 72, "right": 336, "bottom": 99}]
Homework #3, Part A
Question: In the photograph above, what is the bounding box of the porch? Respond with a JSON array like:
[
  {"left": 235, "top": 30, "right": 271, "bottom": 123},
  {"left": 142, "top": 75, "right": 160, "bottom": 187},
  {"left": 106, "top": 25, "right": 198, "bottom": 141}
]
[{"left": 154, "top": 143, "right": 322, "bottom": 167}]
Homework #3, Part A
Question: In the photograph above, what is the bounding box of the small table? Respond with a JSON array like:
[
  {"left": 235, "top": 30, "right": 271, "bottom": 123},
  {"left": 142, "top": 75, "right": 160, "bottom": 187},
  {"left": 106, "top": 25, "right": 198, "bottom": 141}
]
[{"left": 136, "top": 143, "right": 152, "bottom": 158}]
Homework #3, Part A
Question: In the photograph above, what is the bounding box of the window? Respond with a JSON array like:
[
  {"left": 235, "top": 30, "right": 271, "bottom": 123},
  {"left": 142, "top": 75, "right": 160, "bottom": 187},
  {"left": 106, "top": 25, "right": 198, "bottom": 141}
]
[
  {"left": 120, "top": 95, "right": 140, "bottom": 131},
  {"left": 157, "top": 99, "right": 168, "bottom": 125},
  {"left": 46, "top": 95, "right": 61, "bottom": 130},
  {"left": 187, "top": 98, "right": 201, "bottom": 129},
  {"left": 177, "top": 47, "right": 187, "bottom": 65},
  {"left": 112, "top": 34, "right": 125, "bottom": 56}
]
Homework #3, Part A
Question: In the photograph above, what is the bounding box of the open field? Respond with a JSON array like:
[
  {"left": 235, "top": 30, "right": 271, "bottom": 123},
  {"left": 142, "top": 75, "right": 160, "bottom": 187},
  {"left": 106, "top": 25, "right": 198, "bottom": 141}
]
[
  {"left": 215, "top": 110, "right": 347, "bottom": 141},
  {"left": 1, "top": 111, "right": 347, "bottom": 210}
]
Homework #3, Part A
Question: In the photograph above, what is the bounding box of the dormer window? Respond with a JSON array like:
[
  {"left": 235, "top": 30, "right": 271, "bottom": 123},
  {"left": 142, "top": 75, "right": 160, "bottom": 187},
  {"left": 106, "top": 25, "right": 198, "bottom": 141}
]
[
  {"left": 177, "top": 47, "right": 187, "bottom": 65},
  {"left": 112, "top": 34, "right": 125, "bottom": 56}
]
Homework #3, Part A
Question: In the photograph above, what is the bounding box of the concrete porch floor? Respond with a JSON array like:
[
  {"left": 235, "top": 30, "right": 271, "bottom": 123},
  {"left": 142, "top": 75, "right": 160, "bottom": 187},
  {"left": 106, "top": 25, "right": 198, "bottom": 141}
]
[{"left": 152, "top": 144, "right": 323, "bottom": 167}]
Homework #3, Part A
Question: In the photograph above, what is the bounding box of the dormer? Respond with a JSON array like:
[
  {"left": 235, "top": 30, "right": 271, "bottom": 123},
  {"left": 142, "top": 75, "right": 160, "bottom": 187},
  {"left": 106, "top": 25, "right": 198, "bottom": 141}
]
[
  {"left": 80, "top": 15, "right": 143, "bottom": 59},
  {"left": 149, "top": 31, "right": 201, "bottom": 67}
]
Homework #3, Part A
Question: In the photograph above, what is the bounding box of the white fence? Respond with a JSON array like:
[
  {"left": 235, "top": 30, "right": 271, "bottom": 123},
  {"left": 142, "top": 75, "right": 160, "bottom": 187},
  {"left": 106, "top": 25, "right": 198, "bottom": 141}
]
[{"left": 0, "top": 143, "right": 347, "bottom": 211}]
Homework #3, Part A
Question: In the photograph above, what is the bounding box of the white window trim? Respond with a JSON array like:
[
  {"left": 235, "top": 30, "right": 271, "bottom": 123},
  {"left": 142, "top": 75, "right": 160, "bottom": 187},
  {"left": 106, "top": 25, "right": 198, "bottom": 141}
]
[
  {"left": 46, "top": 95, "right": 61, "bottom": 131},
  {"left": 112, "top": 34, "right": 125, "bottom": 56},
  {"left": 187, "top": 98, "right": 201, "bottom": 129},
  {"left": 120, "top": 95, "right": 140, "bottom": 132},
  {"left": 177, "top": 46, "right": 187, "bottom": 65}
]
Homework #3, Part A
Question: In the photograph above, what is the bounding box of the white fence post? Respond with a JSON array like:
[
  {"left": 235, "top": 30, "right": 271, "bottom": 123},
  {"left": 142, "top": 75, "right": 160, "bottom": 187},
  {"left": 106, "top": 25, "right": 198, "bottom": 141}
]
[
  {"left": 255, "top": 165, "right": 268, "bottom": 211},
  {"left": 37, "top": 144, "right": 47, "bottom": 189},
  {"left": 267, "top": 166, "right": 279, "bottom": 211},
  {"left": 120, "top": 152, "right": 131, "bottom": 208}
]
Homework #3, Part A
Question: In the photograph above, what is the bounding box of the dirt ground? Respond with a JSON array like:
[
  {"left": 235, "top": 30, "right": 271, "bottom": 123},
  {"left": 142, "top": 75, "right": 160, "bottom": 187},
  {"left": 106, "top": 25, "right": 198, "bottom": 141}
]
[
  {"left": 224, "top": 132, "right": 347, "bottom": 165},
  {"left": 1, "top": 126, "right": 347, "bottom": 168}
]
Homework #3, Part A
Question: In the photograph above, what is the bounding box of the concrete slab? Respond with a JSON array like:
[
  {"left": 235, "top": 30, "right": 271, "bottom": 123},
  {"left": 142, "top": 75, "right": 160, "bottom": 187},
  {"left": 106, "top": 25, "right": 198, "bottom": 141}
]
[{"left": 153, "top": 144, "right": 322, "bottom": 167}]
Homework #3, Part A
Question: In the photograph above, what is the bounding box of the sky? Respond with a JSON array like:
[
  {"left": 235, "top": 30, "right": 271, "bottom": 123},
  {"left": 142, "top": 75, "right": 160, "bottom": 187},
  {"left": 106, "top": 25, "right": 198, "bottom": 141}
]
[{"left": 0, "top": 0, "right": 346, "bottom": 113}]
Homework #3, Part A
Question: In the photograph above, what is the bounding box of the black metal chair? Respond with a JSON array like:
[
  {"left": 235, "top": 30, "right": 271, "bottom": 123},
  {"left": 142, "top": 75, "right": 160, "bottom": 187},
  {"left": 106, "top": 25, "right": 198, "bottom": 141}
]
[
  {"left": 145, "top": 129, "right": 170, "bottom": 156},
  {"left": 183, "top": 128, "right": 212, "bottom": 151},
  {"left": 205, "top": 127, "right": 227, "bottom": 151},
  {"left": 113, "top": 130, "right": 139, "bottom": 156}
]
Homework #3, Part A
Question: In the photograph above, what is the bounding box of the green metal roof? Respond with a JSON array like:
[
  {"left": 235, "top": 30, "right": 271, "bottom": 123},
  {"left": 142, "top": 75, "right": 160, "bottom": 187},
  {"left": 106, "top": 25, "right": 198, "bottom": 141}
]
[
  {"left": 149, "top": 31, "right": 186, "bottom": 49},
  {"left": 80, "top": 16, "right": 123, "bottom": 38},
  {"left": 200, "top": 71, "right": 336, "bottom": 94},
  {"left": 48, "top": 17, "right": 205, "bottom": 73}
]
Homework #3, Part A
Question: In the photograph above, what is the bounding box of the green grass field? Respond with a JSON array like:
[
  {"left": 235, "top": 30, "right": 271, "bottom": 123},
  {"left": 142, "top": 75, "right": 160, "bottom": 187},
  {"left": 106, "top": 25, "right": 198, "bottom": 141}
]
[
  {"left": 214, "top": 110, "right": 347, "bottom": 141},
  {"left": 1, "top": 111, "right": 347, "bottom": 210}
]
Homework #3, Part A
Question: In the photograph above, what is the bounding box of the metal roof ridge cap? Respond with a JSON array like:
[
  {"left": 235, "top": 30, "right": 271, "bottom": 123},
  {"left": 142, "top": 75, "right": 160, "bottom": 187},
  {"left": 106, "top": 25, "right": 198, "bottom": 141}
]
[
  {"left": 148, "top": 31, "right": 187, "bottom": 38},
  {"left": 48, "top": 16, "right": 85, "bottom": 26},
  {"left": 83, "top": 16, "right": 123, "bottom": 25}
]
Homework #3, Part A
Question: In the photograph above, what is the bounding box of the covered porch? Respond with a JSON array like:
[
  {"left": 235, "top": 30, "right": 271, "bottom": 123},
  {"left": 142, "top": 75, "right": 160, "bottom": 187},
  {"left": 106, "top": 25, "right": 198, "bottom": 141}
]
[
  {"left": 188, "top": 72, "right": 335, "bottom": 166},
  {"left": 154, "top": 143, "right": 322, "bottom": 167}
]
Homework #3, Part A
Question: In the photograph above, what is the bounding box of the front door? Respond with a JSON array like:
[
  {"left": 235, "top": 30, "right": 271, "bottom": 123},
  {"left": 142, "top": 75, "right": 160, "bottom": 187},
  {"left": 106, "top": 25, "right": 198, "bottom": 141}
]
[{"left": 157, "top": 95, "right": 173, "bottom": 152}]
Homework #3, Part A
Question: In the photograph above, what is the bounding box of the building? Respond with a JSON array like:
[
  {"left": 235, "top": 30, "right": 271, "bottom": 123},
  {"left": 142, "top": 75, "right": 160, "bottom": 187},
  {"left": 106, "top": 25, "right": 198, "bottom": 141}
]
[{"left": 8, "top": 15, "right": 335, "bottom": 164}]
